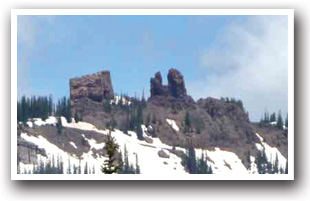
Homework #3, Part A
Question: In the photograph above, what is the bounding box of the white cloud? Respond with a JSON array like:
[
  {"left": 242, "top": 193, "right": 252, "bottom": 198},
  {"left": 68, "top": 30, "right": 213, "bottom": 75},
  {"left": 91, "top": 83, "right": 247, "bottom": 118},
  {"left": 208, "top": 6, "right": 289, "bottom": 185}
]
[{"left": 188, "top": 16, "right": 288, "bottom": 121}]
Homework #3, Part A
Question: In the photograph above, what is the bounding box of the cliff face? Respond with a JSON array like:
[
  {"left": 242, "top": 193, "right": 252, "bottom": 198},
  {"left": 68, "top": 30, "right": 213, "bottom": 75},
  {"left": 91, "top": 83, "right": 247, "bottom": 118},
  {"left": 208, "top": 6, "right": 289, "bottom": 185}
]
[{"left": 70, "top": 71, "right": 114, "bottom": 116}]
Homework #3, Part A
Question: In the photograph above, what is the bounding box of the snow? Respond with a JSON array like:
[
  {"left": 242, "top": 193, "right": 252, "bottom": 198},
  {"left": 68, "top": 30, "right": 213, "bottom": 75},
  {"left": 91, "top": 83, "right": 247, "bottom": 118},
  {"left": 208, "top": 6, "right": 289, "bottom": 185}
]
[
  {"left": 70, "top": 142, "right": 77, "bottom": 149},
  {"left": 166, "top": 119, "right": 180, "bottom": 132},
  {"left": 110, "top": 95, "right": 131, "bottom": 105},
  {"left": 110, "top": 129, "right": 187, "bottom": 175},
  {"left": 19, "top": 162, "right": 34, "bottom": 174},
  {"left": 20, "top": 116, "right": 274, "bottom": 175},
  {"left": 86, "top": 138, "right": 105, "bottom": 150},
  {"left": 26, "top": 121, "right": 33, "bottom": 128},
  {"left": 33, "top": 116, "right": 57, "bottom": 126},
  {"left": 20, "top": 132, "right": 107, "bottom": 174},
  {"left": 195, "top": 148, "right": 248, "bottom": 174},
  {"left": 255, "top": 133, "right": 287, "bottom": 170},
  {"left": 248, "top": 156, "right": 258, "bottom": 174},
  {"left": 63, "top": 119, "right": 252, "bottom": 174},
  {"left": 61, "top": 117, "right": 105, "bottom": 134}
]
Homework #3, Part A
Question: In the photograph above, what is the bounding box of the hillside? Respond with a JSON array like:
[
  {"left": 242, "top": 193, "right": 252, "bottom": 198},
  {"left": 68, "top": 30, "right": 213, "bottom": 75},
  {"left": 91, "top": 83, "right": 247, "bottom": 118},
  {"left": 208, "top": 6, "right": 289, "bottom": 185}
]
[{"left": 17, "top": 69, "right": 288, "bottom": 175}]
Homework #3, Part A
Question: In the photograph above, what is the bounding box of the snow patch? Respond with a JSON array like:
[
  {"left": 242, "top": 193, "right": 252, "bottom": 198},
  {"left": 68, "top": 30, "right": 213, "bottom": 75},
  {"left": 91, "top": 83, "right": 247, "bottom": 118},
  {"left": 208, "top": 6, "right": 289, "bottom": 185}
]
[
  {"left": 70, "top": 142, "right": 77, "bottom": 149},
  {"left": 255, "top": 133, "right": 287, "bottom": 170},
  {"left": 33, "top": 116, "right": 57, "bottom": 126},
  {"left": 26, "top": 121, "right": 33, "bottom": 128},
  {"left": 166, "top": 119, "right": 180, "bottom": 132},
  {"left": 195, "top": 148, "right": 248, "bottom": 174},
  {"left": 20, "top": 132, "right": 107, "bottom": 174}
]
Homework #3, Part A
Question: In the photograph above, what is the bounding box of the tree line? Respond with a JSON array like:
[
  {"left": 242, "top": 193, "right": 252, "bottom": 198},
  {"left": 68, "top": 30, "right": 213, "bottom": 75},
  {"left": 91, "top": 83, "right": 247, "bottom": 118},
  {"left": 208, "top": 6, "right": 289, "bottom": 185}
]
[
  {"left": 17, "top": 95, "right": 73, "bottom": 125},
  {"left": 260, "top": 110, "right": 288, "bottom": 130}
]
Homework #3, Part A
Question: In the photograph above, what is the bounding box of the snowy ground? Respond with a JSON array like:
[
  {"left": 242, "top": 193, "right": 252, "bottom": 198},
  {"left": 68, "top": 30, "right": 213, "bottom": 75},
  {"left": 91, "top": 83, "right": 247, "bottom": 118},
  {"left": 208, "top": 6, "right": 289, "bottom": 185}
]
[
  {"left": 18, "top": 116, "right": 287, "bottom": 174},
  {"left": 166, "top": 119, "right": 180, "bottom": 132},
  {"left": 255, "top": 133, "right": 287, "bottom": 170}
]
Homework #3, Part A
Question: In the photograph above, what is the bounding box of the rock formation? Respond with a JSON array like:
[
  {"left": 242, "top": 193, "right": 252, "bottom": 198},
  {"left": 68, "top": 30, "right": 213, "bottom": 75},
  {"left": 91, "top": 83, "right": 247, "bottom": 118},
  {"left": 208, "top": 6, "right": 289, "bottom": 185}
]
[
  {"left": 70, "top": 71, "right": 114, "bottom": 115},
  {"left": 150, "top": 68, "right": 188, "bottom": 98},
  {"left": 167, "top": 68, "right": 187, "bottom": 98},
  {"left": 150, "top": 72, "right": 167, "bottom": 96},
  {"left": 149, "top": 68, "right": 194, "bottom": 107}
]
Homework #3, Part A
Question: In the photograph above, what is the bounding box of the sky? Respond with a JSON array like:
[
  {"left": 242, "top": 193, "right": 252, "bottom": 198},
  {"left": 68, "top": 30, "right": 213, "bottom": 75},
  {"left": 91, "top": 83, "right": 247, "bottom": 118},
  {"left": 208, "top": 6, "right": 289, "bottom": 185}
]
[{"left": 17, "top": 15, "right": 288, "bottom": 121}]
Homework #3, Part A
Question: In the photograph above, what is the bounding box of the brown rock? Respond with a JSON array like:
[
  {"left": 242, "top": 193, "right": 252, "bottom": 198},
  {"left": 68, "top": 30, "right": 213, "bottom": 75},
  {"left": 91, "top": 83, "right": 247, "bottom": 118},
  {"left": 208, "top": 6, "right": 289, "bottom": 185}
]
[
  {"left": 150, "top": 72, "right": 168, "bottom": 97},
  {"left": 167, "top": 68, "right": 187, "bottom": 98},
  {"left": 70, "top": 71, "right": 114, "bottom": 115}
]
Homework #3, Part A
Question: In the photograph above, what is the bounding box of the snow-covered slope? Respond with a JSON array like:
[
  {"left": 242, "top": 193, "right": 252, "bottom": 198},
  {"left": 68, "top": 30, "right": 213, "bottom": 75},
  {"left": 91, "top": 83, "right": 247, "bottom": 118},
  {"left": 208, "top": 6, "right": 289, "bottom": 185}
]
[
  {"left": 18, "top": 116, "right": 287, "bottom": 175},
  {"left": 255, "top": 133, "right": 287, "bottom": 170}
]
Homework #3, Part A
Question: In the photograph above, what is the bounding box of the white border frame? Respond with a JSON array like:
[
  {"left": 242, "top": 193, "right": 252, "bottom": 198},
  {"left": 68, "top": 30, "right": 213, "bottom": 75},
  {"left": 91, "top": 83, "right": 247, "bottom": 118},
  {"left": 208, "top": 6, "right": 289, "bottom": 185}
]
[{"left": 11, "top": 9, "right": 294, "bottom": 180}]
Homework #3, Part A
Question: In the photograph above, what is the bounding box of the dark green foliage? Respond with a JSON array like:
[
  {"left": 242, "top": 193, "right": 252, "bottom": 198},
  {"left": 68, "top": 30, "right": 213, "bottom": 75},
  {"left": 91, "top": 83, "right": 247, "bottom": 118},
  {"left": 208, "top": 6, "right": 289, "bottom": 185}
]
[
  {"left": 103, "top": 99, "right": 112, "bottom": 113},
  {"left": 184, "top": 111, "right": 192, "bottom": 133},
  {"left": 277, "top": 110, "right": 283, "bottom": 129},
  {"left": 264, "top": 110, "right": 270, "bottom": 123},
  {"left": 56, "top": 97, "right": 72, "bottom": 123},
  {"left": 192, "top": 115, "right": 204, "bottom": 135},
  {"left": 182, "top": 143, "right": 212, "bottom": 174},
  {"left": 101, "top": 129, "right": 122, "bottom": 174},
  {"left": 56, "top": 116, "right": 62, "bottom": 134},
  {"left": 270, "top": 112, "right": 276, "bottom": 122},
  {"left": 17, "top": 95, "right": 53, "bottom": 123},
  {"left": 74, "top": 112, "right": 80, "bottom": 123},
  {"left": 84, "top": 162, "right": 89, "bottom": 174},
  {"left": 186, "top": 143, "right": 197, "bottom": 173},
  {"left": 256, "top": 150, "right": 267, "bottom": 174},
  {"left": 197, "top": 152, "right": 212, "bottom": 174},
  {"left": 255, "top": 150, "right": 285, "bottom": 174}
]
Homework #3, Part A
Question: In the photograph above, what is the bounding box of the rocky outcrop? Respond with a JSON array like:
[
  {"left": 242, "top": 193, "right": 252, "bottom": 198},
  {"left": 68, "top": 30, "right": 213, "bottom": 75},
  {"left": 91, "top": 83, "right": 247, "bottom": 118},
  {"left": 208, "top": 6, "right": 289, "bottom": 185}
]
[
  {"left": 150, "top": 72, "right": 168, "bottom": 96},
  {"left": 150, "top": 68, "right": 188, "bottom": 98},
  {"left": 167, "top": 68, "right": 187, "bottom": 98},
  {"left": 149, "top": 68, "right": 194, "bottom": 107},
  {"left": 70, "top": 71, "right": 114, "bottom": 115}
]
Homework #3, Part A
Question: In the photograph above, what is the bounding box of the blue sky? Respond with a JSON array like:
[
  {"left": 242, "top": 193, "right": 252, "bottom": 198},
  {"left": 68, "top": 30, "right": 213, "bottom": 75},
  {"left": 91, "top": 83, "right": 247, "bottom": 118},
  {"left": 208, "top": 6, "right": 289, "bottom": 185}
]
[{"left": 17, "top": 15, "right": 288, "bottom": 121}]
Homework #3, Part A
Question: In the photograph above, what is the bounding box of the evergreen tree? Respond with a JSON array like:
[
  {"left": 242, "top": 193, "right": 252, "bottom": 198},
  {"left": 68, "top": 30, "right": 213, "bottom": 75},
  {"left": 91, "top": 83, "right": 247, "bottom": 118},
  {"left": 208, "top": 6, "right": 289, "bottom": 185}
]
[
  {"left": 101, "top": 129, "right": 122, "bottom": 174},
  {"left": 56, "top": 116, "right": 62, "bottom": 134},
  {"left": 264, "top": 110, "right": 270, "bottom": 123},
  {"left": 103, "top": 99, "right": 112, "bottom": 113},
  {"left": 274, "top": 153, "right": 279, "bottom": 174},
  {"left": 84, "top": 162, "right": 88, "bottom": 174},
  {"left": 276, "top": 110, "right": 283, "bottom": 129},
  {"left": 184, "top": 111, "right": 191, "bottom": 133},
  {"left": 66, "top": 98, "right": 72, "bottom": 123},
  {"left": 197, "top": 152, "right": 208, "bottom": 174},
  {"left": 186, "top": 142, "right": 197, "bottom": 174},
  {"left": 74, "top": 112, "right": 80, "bottom": 123},
  {"left": 270, "top": 112, "right": 276, "bottom": 122}
]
